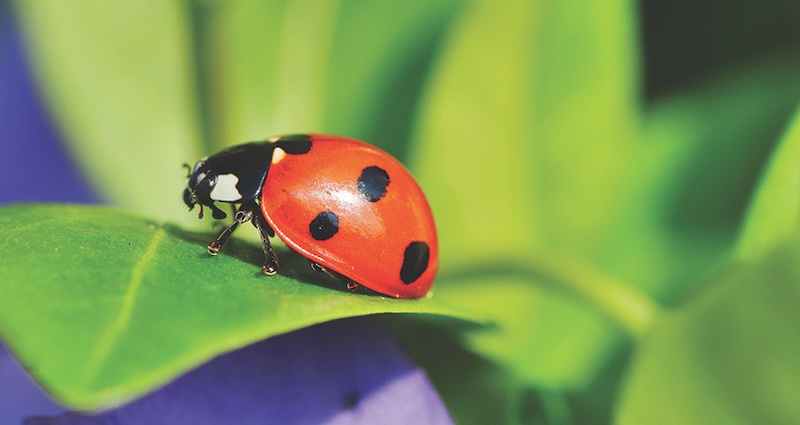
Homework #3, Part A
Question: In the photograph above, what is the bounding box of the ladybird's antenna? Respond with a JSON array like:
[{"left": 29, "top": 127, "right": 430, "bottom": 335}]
[{"left": 182, "top": 163, "right": 192, "bottom": 178}]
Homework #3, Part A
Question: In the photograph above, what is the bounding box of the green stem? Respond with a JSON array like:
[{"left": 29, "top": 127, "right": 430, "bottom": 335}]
[
  {"left": 535, "top": 255, "right": 659, "bottom": 338},
  {"left": 442, "top": 256, "right": 660, "bottom": 338},
  {"left": 187, "top": 0, "right": 220, "bottom": 155}
]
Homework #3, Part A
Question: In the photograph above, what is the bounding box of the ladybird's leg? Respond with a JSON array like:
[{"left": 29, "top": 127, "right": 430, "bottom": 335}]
[
  {"left": 207, "top": 207, "right": 253, "bottom": 255},
  {"left": 249, "top": 205, "right": 279, "bottom": 275},
  {"left": 309, "top": 261, "right": 328, "bottom": 274},
  {"left": 309, "top": 262, "right": 359, "bottom": 292}
]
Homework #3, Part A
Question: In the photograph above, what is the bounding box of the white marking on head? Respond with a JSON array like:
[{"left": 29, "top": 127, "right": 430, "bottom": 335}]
[
  {"left": 210, "top": 173, "right": 242, "bottom": 202},
  {"left": 272, "top": 147, "right": 286, "bottom": 164}
]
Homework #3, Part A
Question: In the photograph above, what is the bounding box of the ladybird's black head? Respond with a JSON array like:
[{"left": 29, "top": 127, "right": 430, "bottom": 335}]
[
  {"left": 182, "top": 142, "right": 277, "bottom": 220},
  {"left": 182, "top": 161, "right": 201, "bottom": 212},
  {"left": 183, "top": 158, "right": 228, "bottom": 220}
]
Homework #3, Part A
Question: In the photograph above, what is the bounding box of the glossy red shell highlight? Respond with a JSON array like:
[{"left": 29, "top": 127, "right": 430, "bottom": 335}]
[{"left": 260, "top": 135, "right": 438, "bottom": 298}]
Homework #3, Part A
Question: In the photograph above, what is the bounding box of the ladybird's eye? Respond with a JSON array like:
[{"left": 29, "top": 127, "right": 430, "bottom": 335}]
[
  {"left": 185, "top": 159, "right": 208, "bottom": 189},
  {"left": 193, "top": 172, "right": 207, "bottom": 186},
  {"left": 186, "top": 170, "right": 208, "bottom": 192},
  {"left": 190, "top": 160, "right": 207, "bottom": 181}
]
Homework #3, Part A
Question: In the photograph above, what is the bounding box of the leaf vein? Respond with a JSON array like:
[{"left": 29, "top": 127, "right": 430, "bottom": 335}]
[{"left": 79, "top": 227, "right": 165, "bottom": 386}]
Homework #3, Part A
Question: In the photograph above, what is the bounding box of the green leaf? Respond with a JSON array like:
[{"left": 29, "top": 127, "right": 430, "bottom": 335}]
[
  {"left": 409, "top": 0, "right": 645, "bottom": 389},
  {"left": 616, "top": 236, "right": 800, "bottom": 425},
  {"left": 736, "top": 103, "right": 800, "bottom": 260},
  {"left": 609, "top": 53, "right": 800, "bottom": 298},
  {"left": 202, "top": 0, "right": 334, "bottom": 146},
  {"left": 323, "top": 0, "right": 463, "bottom": 158},
  {"left": 0, "top": 204, "right": 475, "bottom": 410},
  {"left": 12, "top": 1, "right": 201, "bottom": 225},
  {"left": 211, "top": 0, "right": 462, "bottom": 158},
  {"left": 440, "top": 275, "right": 622, "bottom": 390},
  {"left": 413, "top": 0, "right": 642, "bottom": 267},
  {"left": 427, "top": 252, "right": 657, "bottom": 392}
]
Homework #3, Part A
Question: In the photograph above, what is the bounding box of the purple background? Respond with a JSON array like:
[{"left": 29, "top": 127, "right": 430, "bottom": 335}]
[{"left": 0, "top": 7, "right": 96, "bottom": 204}]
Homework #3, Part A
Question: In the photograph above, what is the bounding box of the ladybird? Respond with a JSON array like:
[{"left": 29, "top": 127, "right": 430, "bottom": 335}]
[{"left": 182, "top": 134, "right": 438, "bottom": 298}]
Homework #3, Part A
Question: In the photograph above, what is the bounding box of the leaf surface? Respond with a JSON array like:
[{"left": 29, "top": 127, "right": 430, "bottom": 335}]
[
  {"left": 0, "top": 204, "right": 474, "bottom": 410},
  {"left": 616, "top": 236, "right": 800, "bottom": 425},
  {"left": 736, "top": 103, "right": 800, "bottom": 260}
]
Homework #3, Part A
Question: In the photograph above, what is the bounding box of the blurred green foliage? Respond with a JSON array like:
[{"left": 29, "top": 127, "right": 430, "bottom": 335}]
[{"left": 6, "top": 0, "right": 800, "bottom": 423}]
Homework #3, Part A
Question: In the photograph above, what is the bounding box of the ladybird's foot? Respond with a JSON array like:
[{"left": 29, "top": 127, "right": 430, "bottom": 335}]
[
  {"left": 260, "top": 244, "right": 279, "bottom": 276},
  {"left": 310, "top": 262, "right": 359, "bottom": 292},
  {"left": 207, "top": 241, "right": 222, "bottom": 256},
  {"left": 262, "top": 259, "right": 279, "bottom": 275}
]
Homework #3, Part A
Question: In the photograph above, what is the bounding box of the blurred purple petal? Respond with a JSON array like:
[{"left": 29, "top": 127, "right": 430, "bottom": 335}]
[
  {"left": 0, "top": 6, "right": 97, "bottom": 204},
  {"left": 29, "top": 317, "right": 453, "bottom": 425},
  {"left": 0, "top": 344, "right": 64, "bottom": 424}
]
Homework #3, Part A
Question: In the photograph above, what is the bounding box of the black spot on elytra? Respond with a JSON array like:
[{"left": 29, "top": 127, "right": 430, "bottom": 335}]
[
  {"left": 274, "top": 134, "right": 312, "bottom": 154},
  {"left": 309, "top": 211, "right": 339, "bottom": 241},
  {"left": 400, "top": 241, "right": 429, "bottom": 284},
  {"left": 357, "top": 166, "right": 390, "bottom": 202}
]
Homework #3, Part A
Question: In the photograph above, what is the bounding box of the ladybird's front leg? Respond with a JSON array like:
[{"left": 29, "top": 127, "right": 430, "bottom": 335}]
[{"left": 207, "top": 207, "right": 253, "bottom": 255}]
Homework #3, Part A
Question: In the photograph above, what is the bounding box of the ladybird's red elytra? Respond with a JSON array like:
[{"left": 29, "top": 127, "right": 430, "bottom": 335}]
[{"left": 182, "top": 134, "right": 438, "bottom": 299}]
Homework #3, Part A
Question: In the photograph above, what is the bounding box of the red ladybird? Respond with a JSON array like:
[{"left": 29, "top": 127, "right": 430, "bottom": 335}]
[{"left": 183, "top": 134, "right": 438, "bottom": 298}]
